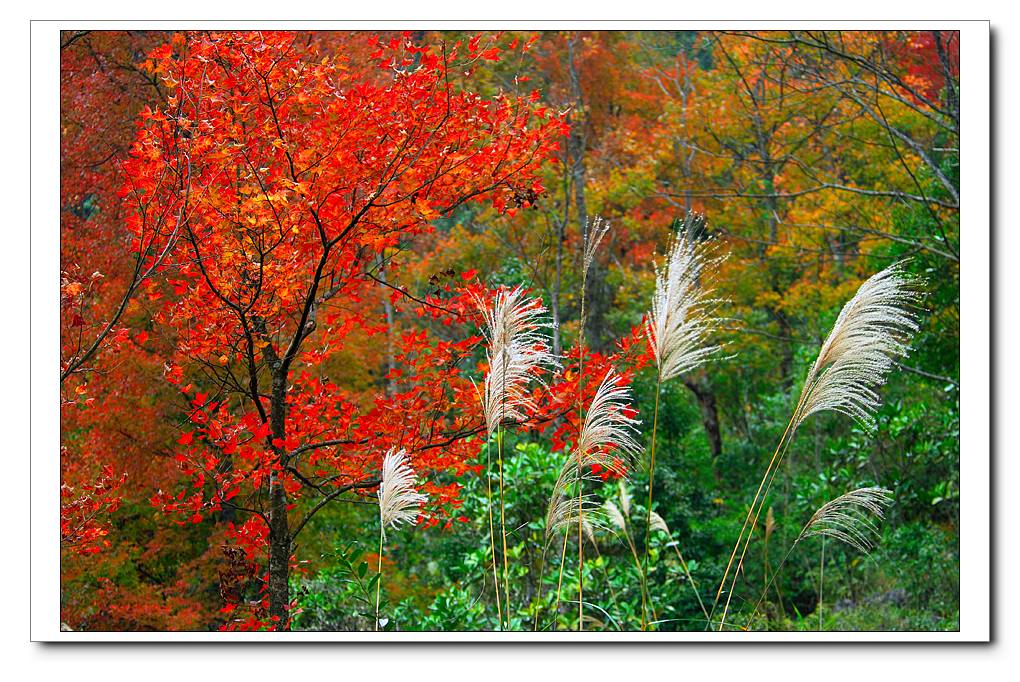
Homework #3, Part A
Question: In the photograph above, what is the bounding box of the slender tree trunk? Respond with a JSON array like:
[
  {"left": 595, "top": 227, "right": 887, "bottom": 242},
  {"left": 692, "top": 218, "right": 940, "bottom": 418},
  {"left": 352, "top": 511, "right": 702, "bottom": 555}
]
[
  {"left": 683, "top": 374, "right": 723, "bottom": 462},
  {"left": 267, "top": 368, "right": 291, "bottom": 629},
  {"left": 565, "top": 35, "right": 611, "bottom": 352},
  {"left": 566, "top": 36, "right": 587, "bottom": 238},
  {"left": 267, "top": 477, "right": 291, "bottom": 627},
  {"left": 379, "top": 256, "right": 398, "bottom": 397},
  {"left": 551, "top": 208, "right": 565, "bottom": 357},
  {"left": 773, "top": 310, "right": 795, "bottom": 391}
]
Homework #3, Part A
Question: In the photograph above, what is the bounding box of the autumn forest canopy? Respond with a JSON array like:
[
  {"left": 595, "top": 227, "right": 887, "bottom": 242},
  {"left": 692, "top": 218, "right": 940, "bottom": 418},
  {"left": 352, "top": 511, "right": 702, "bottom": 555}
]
[{"left": 59, "top": 29, "right": 961, "bottom": 632}]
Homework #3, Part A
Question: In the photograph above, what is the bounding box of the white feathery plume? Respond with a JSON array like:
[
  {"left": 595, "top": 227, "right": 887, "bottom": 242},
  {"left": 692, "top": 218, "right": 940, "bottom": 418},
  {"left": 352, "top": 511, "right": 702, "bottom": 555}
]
[
  {"left": 377, "top": 448, "right": 428, "bottom": 540},
  {"left": 546, "top": 368, "right": 642, "bottom": 503},
  {"left": 574, "top": 368, "right": 643, "bottom": 476},
  {"left": 544, "top": 486, "right": 604, "bottom": 546},
  {"left": 583, "top": 216, "right": 612, "bottom": 276},
  {"left": 543, "top": 369, "right": 642, "bottom": 544},
  {"left": 603, "top": 499, "right": 628, "bottom": 534},
  {"left": 474, "top": 286, "right": 557, "bottom": 435},
  {"left": 799, "top": 487, "right": 893, "bottom": 553},
  {"left": 645, "top": 213, "right": 726, "bottom": 383},
  {"left": 618, "top": 479, "right": 632, "bottom": 519},
  {"left": 794, "top": 262, "right": 922, "bottom": 431},
  {"left": 648, "top": 510, "right": 670, "bottom": 534}
]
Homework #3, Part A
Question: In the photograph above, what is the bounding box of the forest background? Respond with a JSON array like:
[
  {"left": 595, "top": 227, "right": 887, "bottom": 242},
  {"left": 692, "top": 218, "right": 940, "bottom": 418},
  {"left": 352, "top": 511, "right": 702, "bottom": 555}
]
[{"left": 58, "top": 29, "right": 961, "bottom": 632}]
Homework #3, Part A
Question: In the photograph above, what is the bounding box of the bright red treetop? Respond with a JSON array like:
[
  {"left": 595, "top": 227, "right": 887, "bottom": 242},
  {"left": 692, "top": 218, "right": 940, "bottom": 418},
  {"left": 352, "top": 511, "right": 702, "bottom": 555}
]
[{"left": 125, "top": 30, "right": 562, "bottom": 361}]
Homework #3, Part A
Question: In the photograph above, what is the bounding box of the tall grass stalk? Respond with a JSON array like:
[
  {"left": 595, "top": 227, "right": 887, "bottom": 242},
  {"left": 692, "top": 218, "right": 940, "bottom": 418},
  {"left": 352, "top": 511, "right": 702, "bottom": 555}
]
[
  {"left": 544, "top": 367, "right": 641, "bottom": 630},
  {"left": 712, "top": 417, "right": 796, "bottom": 630},
  {"left": 589, "top": 531, "right": 623, "bottom": 630},
  {"left": 712, "top": 263, "right": 919, "bottom": 630},
  {"left": 743, "top": 487, "right": 892, "bottom": 631},
  {"left": 545, "top": 463, "right": 603, "bottom": 628},
  {"left": 641, "top": 214, "right": 724, "bottom": 629},
  {"left": 612, "top": 483, "right": 654, "bottom": 627},
  {"left": 762, "top": 506, "right": 783, "bottom": 622},
  {"left": 531, "top": 542, "right": 551, "bottom": 631},
  {"left": 548, "top": 216, "right": 609, "bottom": 630},
  {"left": 375, "top": 449, "right": 427, "bottom": 632},
  {"left": 542, "top": 513, "right": 613, "bottom": 631},
  {"left": 649, "top": 510, "right": 709, "bottom": 623},
  {"left": 475, "top": 286, "right": 556, "bottom": 629},
  {"left": 640, "top": 371, "right": 660, "bottom": 629},
  {"left": 575, "top": 288, "right": 586, "bottom": 634},
  {"left": 818, "top": 536, "right": 825, "bottom": 631},
  {"left": 375, "top": 520, "right": 384, "bottom": 632},
  {"left": 605, "top": 499, "right": 653, "bottom": 624},
  {"left": 497, "top": 427, "right": 511, "bottom": 626},
  {"left": 552, "top": 525, "right": 571, "bottom": 628},
  {"left": 605, "top": 500, "right": 640, "bottom": 572},
  {"left": 485, "top": 443, "right": 503, "bottom": 629}
]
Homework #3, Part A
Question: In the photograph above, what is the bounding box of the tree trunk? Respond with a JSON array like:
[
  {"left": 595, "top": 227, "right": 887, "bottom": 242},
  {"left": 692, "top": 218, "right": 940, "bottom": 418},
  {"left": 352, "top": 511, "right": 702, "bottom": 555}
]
[
  {"left": 773, "top": 308, "right": 795, "bottom": 391},
  {"left": 267, "top": 367, "right": 291, "bottom": 629},
  {"left": 267, "top": 478, "right": 290, "bottom": 628},
  {"left": 565, "top": 35, "right": 612, "bottom": 352},
  {"left": 683, "top": 374, "right": 723, "bottom": 462},
  {"left": 551, "top": 211, "right": 565, "bottom": 357},
  {"left": 379, "top": 257, "right": 398, "bottom": 397}
]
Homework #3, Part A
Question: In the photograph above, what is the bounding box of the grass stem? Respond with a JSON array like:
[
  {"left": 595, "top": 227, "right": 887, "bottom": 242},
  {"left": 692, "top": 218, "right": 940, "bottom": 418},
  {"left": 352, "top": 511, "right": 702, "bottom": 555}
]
[
  {"left": 374, "top": 522, "right": 384, "bottom": 632},
  {"left": 640, "top": 369, "right": 662, "bottom": 629}
]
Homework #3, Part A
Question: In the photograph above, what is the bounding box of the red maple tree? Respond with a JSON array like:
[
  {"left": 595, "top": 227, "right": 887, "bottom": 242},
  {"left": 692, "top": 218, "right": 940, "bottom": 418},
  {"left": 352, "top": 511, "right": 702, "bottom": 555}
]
[{"left": 118, "top": 30, "right": 565, "bottom": 628}]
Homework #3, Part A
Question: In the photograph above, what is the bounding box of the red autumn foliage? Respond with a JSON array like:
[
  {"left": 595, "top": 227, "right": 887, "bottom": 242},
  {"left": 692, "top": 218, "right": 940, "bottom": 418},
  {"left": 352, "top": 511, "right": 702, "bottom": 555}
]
[
  {"left": 111, "top": 30, "right": 565, "bottom": 628},
  {"left": 60, "top": 462, "right": 128, "bottom": 555}
]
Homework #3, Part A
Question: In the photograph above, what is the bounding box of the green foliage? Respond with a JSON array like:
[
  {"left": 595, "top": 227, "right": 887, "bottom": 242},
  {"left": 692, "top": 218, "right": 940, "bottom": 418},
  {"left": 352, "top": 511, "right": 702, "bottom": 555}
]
[
  {"left": 291, "top": 541, "right": 381, "bottom": 632},
  {"left": 293, "top": 357, "right": 960, "bottom": 631}
]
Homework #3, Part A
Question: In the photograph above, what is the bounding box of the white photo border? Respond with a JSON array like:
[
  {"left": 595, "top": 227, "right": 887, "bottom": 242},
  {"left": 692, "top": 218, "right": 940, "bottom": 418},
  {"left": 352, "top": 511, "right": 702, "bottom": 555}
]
[{"left": 30, "top": 19, "right": 991, "bottom": 642}]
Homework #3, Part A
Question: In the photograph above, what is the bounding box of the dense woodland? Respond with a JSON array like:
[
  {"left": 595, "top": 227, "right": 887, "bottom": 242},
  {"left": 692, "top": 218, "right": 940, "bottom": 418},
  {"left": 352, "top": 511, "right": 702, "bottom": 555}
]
[{"left": 59, "top": 30, "right": 960, "bottom": 632}]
